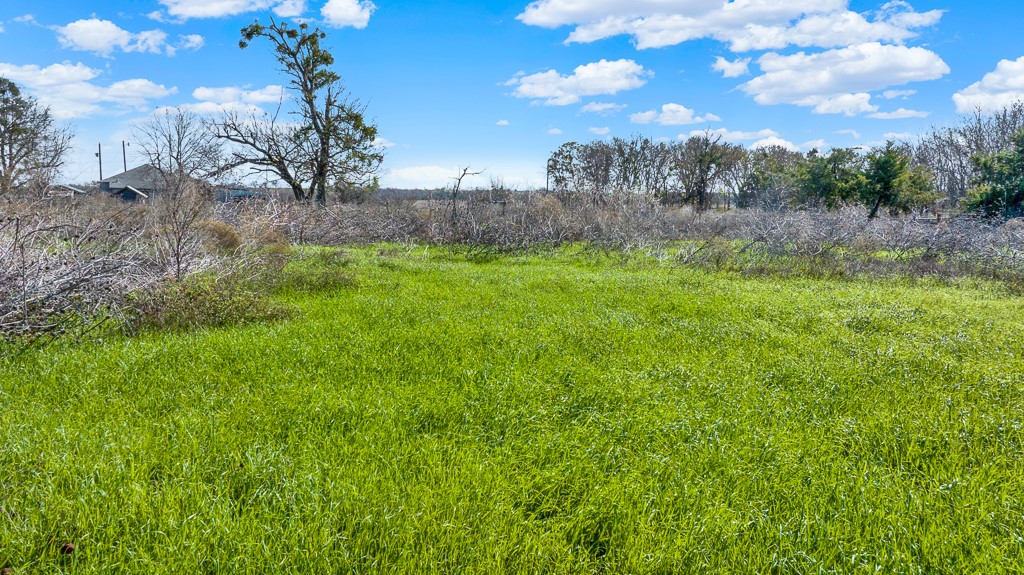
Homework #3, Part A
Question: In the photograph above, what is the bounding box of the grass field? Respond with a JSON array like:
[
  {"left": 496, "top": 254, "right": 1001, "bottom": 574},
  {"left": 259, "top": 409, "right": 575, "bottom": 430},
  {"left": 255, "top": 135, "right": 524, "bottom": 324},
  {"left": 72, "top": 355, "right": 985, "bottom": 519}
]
[{"left": 1, "top": 246, "right": 1023, "bottom": 573}]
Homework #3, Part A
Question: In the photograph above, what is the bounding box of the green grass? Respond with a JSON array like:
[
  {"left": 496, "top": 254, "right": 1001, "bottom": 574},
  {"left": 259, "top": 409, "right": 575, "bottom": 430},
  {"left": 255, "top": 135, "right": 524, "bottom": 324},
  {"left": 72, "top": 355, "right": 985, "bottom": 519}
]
[{"left": 2, "top": 246, "right": 1023, "bottom": 573}]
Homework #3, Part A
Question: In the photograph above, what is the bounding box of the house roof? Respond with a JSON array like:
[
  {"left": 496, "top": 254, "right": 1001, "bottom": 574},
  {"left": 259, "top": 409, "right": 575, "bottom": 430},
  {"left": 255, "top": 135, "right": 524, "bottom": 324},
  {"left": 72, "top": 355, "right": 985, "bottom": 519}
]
[{"left": 100, "top": 164, "right": 165, "bottom": 191}]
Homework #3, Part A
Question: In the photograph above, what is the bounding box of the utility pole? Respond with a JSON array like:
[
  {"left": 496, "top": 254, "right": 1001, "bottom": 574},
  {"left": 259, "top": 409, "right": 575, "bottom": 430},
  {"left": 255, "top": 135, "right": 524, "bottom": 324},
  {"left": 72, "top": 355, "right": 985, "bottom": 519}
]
[
  {"left": 122, "top": 141, "right": 129, "bottom": 173},
  {"left": 95, "top": 144, "right": 103, "bottom": 181}
]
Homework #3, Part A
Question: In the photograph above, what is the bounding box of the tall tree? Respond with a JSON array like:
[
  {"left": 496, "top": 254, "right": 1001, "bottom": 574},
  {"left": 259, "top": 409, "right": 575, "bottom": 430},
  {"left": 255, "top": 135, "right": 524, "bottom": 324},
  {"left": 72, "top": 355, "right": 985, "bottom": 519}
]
[
  {"left": 795, "top": 148, "right": 864, "bottom": 209},
  {"left": 213, "top": 19, "right": 383, "bottom": 204},
  {"left": 737, "top": 145, "right": 802, "bottom": 209},
  {"left": 0, "top": 78, "right": 73, "bottom": 194},
  {"left": 671, "top": 132, "right": 739, "bottom": 210},
  {"left": 916, "top": 102, "right": 1024, "bottom": 205},
  {"left": 967, "top": 129, "right": 1024, "bottom": 218},
  {"left": 133, "top": 107, "right": 223, "bottom": 179},
  {"left": 862, "top": 141, "right": 937, "bottom": 218}
]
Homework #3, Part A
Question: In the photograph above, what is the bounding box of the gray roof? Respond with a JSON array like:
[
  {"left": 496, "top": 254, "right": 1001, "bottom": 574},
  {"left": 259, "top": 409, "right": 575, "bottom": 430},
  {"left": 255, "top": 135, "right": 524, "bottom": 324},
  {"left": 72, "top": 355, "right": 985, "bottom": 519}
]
[{"left": 100, "top": 164, "right": 165, "bottom": 192}]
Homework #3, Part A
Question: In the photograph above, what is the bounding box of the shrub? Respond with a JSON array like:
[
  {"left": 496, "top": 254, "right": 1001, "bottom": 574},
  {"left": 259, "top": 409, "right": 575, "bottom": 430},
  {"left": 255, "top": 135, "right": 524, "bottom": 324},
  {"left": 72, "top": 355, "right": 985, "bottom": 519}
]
[
  {"left": 128, "top": 273, "right": 293, "bottom": 333},
  {"left": 202, "top": 220, "right": 242, "bottom": 253}
]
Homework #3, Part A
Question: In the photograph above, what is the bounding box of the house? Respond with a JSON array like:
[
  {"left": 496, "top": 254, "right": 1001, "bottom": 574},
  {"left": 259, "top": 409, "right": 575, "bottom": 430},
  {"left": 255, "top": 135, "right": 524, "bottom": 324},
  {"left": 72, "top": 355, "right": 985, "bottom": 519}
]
[{"left": 99, "top": 164, "right": 165, "bottom": 201}]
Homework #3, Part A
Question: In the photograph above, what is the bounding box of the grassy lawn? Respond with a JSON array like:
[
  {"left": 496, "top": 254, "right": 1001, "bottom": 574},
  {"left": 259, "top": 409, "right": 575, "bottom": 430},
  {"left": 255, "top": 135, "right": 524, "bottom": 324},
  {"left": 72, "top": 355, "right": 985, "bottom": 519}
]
[{"left": 1, "top": 247, "right": 1023, "bottom": 573}]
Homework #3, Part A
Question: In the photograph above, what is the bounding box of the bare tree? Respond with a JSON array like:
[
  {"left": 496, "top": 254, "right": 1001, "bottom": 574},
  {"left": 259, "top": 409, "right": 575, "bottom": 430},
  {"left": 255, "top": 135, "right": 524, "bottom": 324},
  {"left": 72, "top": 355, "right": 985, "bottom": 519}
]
[
  {"left": 0, "top": 78, "right": 73, "bottom": 194},
  {"left": 672, "top": 132, "right": 741, "bottom": 210},
  {"left": 133, "top": 107, "right": 223, "bottom": 179},
  {"left": 449, "top": 166, "right": 483, "bottom": 226},
  {"left": 213, "top": 18, "right": 383, "bottom": 204},
  {"left": 916, "top": 102, "right": 1024, "bottom": 206},
  {"left": 148, "top": 174, "right": 212, "bottom": 280}
]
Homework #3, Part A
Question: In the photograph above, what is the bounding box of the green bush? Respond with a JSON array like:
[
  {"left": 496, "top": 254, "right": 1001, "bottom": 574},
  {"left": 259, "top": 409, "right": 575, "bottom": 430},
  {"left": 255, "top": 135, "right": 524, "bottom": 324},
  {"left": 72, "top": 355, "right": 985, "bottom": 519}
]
[{"left": 128, "top": 274, "right": 293, "bottom": 333}]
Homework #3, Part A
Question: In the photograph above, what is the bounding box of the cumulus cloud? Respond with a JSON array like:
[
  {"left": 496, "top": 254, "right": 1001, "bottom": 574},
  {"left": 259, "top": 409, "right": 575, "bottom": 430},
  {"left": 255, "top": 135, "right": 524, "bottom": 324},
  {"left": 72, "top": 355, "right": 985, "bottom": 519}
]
[
  {"left": 0, "top": 61, "right": 175, "bottom": 118},
  {"left": 496, "top": 119, "right": 510, "bottom": 126},
  {"left": 882, "top": 89, "right": 916, "bottom": 99},
  {"left": 752, "top": 136, "right": 799, "bottom": 151},
  {"left": 712, "top": 56, "right": 750, "bottom": 78},
  {"left": 506, "top": 59, "right": 651, "bottom": 106},
  {"left": 581, "top": 102, "right": 626, "bottom": 114},
  {"left": 883, "top": 132, "right": 916, "bottom": 140},
  {"left": 629, "top": 103, "right": 720, "bottom": 125},
  {"left": 179, "top": 85, "right": 287, "bottom": 114},
  {"left": 177, "top": 34, "right": 205, "bottom": 51},
  {"left": 589, "top": 127, "right": 611, "bottom": 136},
  {"left": 322, "top": 0, "right": 376, "bottom": 29},
  {"left": 517, "top": 0, "right": 943, "bottom": 51},
  {"left": 835, "top": 129, "right": 861, "bottom": 139},
  {"left": 55, "top": 18, "right": 203, "bottom": 57},
  {"left": 953, "top": 56, "right": 1024, "bottom": 113},
  {"left": 274, "top": 0, "right": 307, "bottom": 17},
  {"left": 740, "top": 42, "right": 948, "bottom": 115},
  {"left": 194, "top": 85, "right": 285, "bottom": 104},
  {"left": 547, "top": 128, "right": 564, "bottom": 135},
  {"left": 867, "top": 108, "right": 929, "bottom": 119},
  {"left": 809, "top": 93, "right": 878, "bottom": 116},
  {"left": 683, "top": 128, "right": 779, "bottom": 142},
  {"left": 157, "top": 0, "right": 278, "bottom": 19}
]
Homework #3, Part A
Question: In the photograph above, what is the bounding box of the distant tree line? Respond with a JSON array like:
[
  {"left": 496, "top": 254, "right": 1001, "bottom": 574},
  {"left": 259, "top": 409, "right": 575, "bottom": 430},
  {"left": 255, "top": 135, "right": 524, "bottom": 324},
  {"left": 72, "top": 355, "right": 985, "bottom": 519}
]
[{"left": 548, "top": 102, "right": 1024, "bottom": 219}]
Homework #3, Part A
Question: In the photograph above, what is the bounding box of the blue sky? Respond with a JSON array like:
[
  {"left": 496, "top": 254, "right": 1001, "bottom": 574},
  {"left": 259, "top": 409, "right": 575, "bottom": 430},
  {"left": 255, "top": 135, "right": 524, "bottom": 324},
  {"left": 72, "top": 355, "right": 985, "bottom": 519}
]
[{"left": 0, "top": 0, "right": 1022, "bottom": 188}]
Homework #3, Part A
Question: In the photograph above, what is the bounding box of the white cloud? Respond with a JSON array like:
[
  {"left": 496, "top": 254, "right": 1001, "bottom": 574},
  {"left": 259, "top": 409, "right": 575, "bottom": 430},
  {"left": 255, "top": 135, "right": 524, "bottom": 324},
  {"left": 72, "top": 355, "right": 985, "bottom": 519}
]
[
  {"left": 506, "top": 59, "right": 650, "bottom": 106},
  {"left": 57, "top": 19, "right": 138, "bottom": 55},
  {"left": 589, "top": 127, "right": 611, "bottom": 136},
  {"left": 274, "top": 0, "right": 307, "bottom": 17},
  {"left": 496, "top": 119, "right": 510, "bottom": 126},
  {"left": 684, "top": 128, "right": 779, "bottom": 142},
  {"left": 517, "top": 0, "right": 943, "bottom": 52},
  {"left": 882, "top": 89, "right": 916, "bottom": 99},
  {"left": 581, "top": 102, "right": 626, "bottom": 114},
  {"left": 835, "top": 129, "right": 861, "bottom": 139},
  {"left": 180, "top": 85, "right": 286, "bottom": 114},
  {"left": 953, "top": 56, "right": 1024, "bottom": 113},
  {"left": 54, "top": 18, "right": 202, "bottom": 57},
  {"left": 177, "top": 34, "right": 205, "bottom": 52},
  {"left": 867, "top": 108, "right": 928, "bottom": 119},
  {"left": 547, "top": 128, "right": 564, "bottom": 135},
  {"left": 752, "top": 136, "right": 799, "bottom": 151},
  {"left": 0, "top": 61, "right": 175, "bottom": 118},
  {"left": 322, "top": 0, "right": 376, "bottom": 29},
  {"left": 155, "top": 0, "right": 322, "bottom": 20},
  {"left": 883, "top": 132, "right": 916, "bottom": 140},
  {"left": 809, "top": 93, "right": 878, "bottom": 116},
  {"left": 194, "top": 85, "right": 285, "bottom": 104},
  {"left": 800, "top": 139, "right": 829, "bottom": 151},
  {"left": 373, "top": 137, "right": 395, "bottom": 149},
  {"left": 630, "top": 103, "right": 720, "bottom": 125},
  {"left": 712, "top": 56, "right": 750, "bottom": 78},
  {"left": 740, "top": 43, "right": 949, "bottom": 115},
  {"left": 158, "top": 0, "right": 275, "bottom": 19},
  {"left": 146, "top": 11, "right": 183, "bottom": 24}
]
